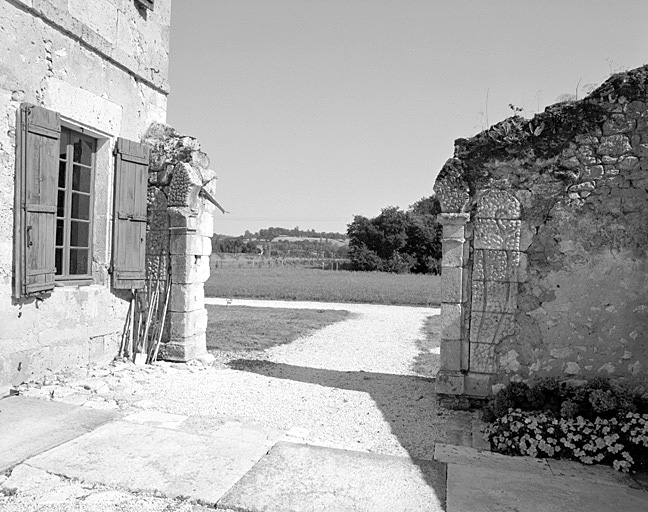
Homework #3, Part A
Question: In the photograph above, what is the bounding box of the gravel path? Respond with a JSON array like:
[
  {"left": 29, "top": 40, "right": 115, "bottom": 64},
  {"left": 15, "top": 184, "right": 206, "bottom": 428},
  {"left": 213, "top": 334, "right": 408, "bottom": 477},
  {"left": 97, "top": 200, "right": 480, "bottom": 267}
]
[
  {"left": 136, "top": 299, "right": 446, "bottom": 459},
  {"left": 17, "top": 299, "right": 447, "bottom": 461}
]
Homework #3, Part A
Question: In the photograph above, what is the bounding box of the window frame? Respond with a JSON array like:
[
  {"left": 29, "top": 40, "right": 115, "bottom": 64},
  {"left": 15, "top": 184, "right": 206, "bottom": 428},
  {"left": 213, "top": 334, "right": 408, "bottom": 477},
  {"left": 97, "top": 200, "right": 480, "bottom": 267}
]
[{"left": 54, "top": 126, "right": 97, "bottom": 286}]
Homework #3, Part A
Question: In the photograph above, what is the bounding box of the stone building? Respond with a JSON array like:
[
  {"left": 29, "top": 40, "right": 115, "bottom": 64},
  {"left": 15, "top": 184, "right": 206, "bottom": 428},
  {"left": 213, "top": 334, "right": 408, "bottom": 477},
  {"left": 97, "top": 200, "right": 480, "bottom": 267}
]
[
  {"left": 0, "top": 0, "right": 215, "bottom": 392},
  {"left": 435, "top": 65, "right": 648, "bottom": 397}
]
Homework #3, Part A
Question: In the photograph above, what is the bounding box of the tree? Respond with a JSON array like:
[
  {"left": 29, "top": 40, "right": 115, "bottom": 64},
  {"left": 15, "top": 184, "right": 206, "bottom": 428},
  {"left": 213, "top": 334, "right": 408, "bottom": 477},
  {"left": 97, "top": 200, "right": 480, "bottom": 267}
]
[{"left": 346, "top": 196, "right": 442, "bottom": 274}]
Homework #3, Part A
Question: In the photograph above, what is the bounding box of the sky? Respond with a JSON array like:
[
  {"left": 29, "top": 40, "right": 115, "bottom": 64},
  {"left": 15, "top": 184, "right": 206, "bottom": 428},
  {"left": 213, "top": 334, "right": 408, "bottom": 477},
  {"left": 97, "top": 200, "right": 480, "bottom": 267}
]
[{"left": 167, "top": 0, "right": 648, "bottom": 237}]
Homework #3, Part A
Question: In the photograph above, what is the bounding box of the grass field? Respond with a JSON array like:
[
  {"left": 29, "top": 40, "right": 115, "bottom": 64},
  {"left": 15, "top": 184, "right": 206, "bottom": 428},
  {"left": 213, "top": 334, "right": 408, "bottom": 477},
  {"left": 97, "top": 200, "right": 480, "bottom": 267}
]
[
  {"left": 206, "top": 305, "right": 353, "bottom": 352},
  {"left": 204, "top": 265, "right": 443, "bottom": 306}
]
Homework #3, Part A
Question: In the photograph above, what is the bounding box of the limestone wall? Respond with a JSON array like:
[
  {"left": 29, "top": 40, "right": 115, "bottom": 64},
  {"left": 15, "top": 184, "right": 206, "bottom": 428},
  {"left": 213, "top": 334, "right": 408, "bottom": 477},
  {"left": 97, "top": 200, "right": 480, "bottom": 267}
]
[
  {"left": 0, "top": 0, "right": 171, "bottom": 391},
  {"left": 435, "top": 66, "right": 648, "bottom": 396}
]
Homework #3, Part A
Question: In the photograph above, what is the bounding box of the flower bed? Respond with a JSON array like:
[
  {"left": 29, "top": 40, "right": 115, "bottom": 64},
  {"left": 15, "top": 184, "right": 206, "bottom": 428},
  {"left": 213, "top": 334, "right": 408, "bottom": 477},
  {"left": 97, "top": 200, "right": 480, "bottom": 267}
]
[{"left": 482, "top": 378, "right": 648, "bottom": 472}]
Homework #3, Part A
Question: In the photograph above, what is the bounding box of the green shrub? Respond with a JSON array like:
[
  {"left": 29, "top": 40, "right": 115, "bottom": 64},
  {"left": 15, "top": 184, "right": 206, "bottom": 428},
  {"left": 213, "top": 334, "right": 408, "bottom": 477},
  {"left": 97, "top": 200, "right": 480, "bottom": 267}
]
[{"left": 482, "top": 377, "right": 648, "bottom": 472}]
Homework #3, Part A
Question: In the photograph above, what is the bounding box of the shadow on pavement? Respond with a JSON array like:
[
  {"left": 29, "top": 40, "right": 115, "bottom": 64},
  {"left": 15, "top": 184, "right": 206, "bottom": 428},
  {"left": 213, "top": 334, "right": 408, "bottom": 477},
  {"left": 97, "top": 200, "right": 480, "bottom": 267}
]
[{"left": 227, "top": 358, "right": 446, "bottom": 491}]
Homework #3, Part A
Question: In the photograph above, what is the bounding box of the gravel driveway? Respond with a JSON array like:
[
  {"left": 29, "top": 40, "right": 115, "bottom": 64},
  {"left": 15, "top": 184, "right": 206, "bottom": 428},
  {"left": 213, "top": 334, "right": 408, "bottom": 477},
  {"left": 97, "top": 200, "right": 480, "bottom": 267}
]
[
  {"left": 19, "top": 299, "right": 448, "bottom": 462},
  {"left": 132, "top": 299, "right": 447, "bottom": 460}
]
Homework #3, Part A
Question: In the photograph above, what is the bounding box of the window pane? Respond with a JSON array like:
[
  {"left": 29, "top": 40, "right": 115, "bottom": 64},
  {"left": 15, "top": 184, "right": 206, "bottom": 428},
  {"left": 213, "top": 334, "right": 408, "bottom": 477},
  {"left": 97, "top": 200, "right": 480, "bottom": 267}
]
[
  {"left": 70, "top": 221, "right": 89, "bottom": 247},
  {"left": 72, "top": 135, "right": 93, "bottom": 166},
  {"left": 72, "top": 165, "right": 91, "bottom": 193},
  {"left": 58, "top": 160, "right": 66, "bottom": 188},
  {"left": 56, "top": 219, "right": 64, "bottom": 246},
  {"left": 55, "top": 248, "right": 63, "bottom": 275},
  {"left": 57, "top": 190, "right": 66, "bottom": 217},
  {"left": 71, "top": 192, "right": 90, "bottom": 220},
  {"left": 69, "top": 249, "right": 89, "bottom": 275}
]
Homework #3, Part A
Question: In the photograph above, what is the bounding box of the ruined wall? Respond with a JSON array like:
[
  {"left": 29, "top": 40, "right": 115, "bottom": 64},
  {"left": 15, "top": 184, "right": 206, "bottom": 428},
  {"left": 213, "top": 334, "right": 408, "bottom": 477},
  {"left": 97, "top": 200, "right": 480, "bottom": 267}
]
[
  {"left": 0, "top": 0, "right": 171, "bottom": 391},
  {"left": 435, "top": 66, "right": 648, "bottom": 396}
]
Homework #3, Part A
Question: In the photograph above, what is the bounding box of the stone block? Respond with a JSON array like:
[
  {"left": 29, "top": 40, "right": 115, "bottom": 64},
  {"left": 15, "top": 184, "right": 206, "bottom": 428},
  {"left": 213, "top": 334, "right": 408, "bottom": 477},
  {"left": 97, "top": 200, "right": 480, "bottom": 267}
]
[
  {"left": 441, "top": 303, "right": 463, "bottom": 339},
  {"left": 598, "top": 134, "right": 632, "bottom": 157},
  {"left": 168, "top": 209, "right": 198, "bottom": 230},
  {"left": 435, "top": 370, "right": 465, "bottom": 395},
  {"left": 169, "top": 283, "right": 204, "bottom": 313},
  {"left": 464, "top": 372, "right": 493, "bottom": 397},
  {"left": 442, "top": 239, "right": 466, "bottom": 267},
  {"left": 470, "top": 343, "right": 497, "bottom": 374},
  {"left": 441, "top": 222, "right": 467, "bottom": 241},
  {"left": 469, "top": 312, "right": 514, "bottom": 344},
  {"left": 170, "top": 255, "right": 211, "bottom": 285},
  {"left": 169, "top": 234, "right": 211, "bottom": 256},
  {"left": 168, "top": 309, "right": 207, "bottom": 339},
  {"left": 440, "top": 338, "right": 462, "bottom": 372},
  {"left": 197, "top": 211, "right": 214, "bottom": 237},
  {"left": 441, "top": 267, "right": 465, "bottom": 303},
  {"left": 159, "top": 333, "right": 207, "bottom": 362},
  {"left": 474, "top": 219, "right": 521, "bottom": 250}
]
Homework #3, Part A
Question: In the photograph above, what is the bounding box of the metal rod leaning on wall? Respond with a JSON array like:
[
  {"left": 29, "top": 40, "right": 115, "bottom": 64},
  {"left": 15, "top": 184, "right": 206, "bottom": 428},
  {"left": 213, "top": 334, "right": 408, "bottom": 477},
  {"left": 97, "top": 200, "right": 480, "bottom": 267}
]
[{"left": 149, "top": 272, "right": 171, "bottom": 364}]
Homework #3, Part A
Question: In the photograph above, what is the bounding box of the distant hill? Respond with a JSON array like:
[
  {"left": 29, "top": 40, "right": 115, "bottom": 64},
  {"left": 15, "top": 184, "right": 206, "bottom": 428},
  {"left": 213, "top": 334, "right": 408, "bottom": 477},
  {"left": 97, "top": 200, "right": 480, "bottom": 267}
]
[{"left": 272, "top": 236, "right": 348, "bottom": 247}]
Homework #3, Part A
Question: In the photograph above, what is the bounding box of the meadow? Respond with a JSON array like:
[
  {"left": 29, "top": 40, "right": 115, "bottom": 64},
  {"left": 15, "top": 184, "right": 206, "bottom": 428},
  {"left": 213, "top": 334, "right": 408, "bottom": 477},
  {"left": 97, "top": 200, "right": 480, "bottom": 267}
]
[
  {"left": 206, "top": 306, "right": 354, "bottom": 352},
  {"left": 205, "top": 256, "right": 443, "bottom": 306}
]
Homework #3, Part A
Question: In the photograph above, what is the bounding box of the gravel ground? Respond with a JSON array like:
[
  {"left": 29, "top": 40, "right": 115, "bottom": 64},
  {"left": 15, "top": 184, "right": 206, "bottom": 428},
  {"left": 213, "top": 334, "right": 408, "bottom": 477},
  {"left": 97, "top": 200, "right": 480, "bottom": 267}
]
[{"left": 2, "top": 299, "right": 448, "bottom": 510}]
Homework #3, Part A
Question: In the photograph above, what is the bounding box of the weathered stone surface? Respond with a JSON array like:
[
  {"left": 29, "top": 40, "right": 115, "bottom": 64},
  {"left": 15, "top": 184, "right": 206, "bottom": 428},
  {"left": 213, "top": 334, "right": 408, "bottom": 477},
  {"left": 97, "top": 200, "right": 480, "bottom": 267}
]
[
  {"left": 471, "top": 281, "right": 516, "bottom": 313},
  {"left": 169, "top": 233, "right": 212, "bottom": 256},
  {"left": 441, "top": 267, "right": 466, "bottom": 303},
  {"left": 470, "top": 343, "right": 497, "bottom": 373},
  {"left": 169, "top": 283, "right": 205, "bottom": 313},
  {"left": 474, "top": 219, "right": 521, "bottom": 250},
  {"left": 435, "top": 370, "right": 465, "bottom": 395},
  {"left": 170, "top": 255, "right": 210, "bottom": 284},
  {"left": 440, "top": 338, "right": 462, "bottom": 371},
  {"left": 219, "top": 442, "right": 447, "bottom": 512},
  {"left": 442, "top": 239, "right": 467, "bottom": 268},
  {"left": 476, "top": 190, "right": 521, "bottom": 219},
  {"left": 167, "top": 309, "right": 207, "bottom": 339},
  {"left": 472, "top": 249, "right": 520, "bottom": 282},
  {"left": 158, "top": 333, "right": 207, "bottom": 361},
  {"left": 464, "top": 372, "right": 492, "bottom": 397},
  {"left": 440, "top": 303, "right": 463, "bottom": 340},
  {"left": 0, "top": 396, "right": 117, "bottom": 472},
  {"left": 27, "top": 420, "right": 272, "bottom": 505},
  {"left": 469, "top": 312, "right": 514, "bottom": 344},
  {"left": 439, "top": 213, "right": 470, "bottom": 240}
]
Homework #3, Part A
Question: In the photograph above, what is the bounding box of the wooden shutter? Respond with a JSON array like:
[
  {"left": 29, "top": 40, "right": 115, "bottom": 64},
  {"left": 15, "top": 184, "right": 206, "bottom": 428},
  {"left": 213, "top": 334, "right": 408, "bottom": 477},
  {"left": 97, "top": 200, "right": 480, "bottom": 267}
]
[
  {"left": 13, "top": 104, "right": 60, "bottom": 298},
  {"left": 112, "top": 138, "right": 149, "bottom": 290}
]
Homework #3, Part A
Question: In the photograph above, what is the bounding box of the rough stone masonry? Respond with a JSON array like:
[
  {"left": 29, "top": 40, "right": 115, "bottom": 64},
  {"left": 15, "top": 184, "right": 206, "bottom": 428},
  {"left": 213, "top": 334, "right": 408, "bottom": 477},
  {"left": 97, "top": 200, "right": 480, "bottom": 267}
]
[{"left": 435, "top": 65, "right": 648, "bottom": 397}]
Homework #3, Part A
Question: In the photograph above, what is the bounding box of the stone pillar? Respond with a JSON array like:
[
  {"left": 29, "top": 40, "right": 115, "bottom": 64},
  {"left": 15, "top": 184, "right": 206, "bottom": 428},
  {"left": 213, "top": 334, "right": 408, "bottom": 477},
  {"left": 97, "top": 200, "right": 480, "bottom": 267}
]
[
  {"left": 435, "top": 213, "right": 471, "bottom": 395},
  {"left": 143, "top": 124, "right": 217, "bottom": 362},
  {"left": 466, "top": 190, "right": 522, "bottom": 396},
  {"left": 156, "top": 162, "right": 214, "bottom": 361}
]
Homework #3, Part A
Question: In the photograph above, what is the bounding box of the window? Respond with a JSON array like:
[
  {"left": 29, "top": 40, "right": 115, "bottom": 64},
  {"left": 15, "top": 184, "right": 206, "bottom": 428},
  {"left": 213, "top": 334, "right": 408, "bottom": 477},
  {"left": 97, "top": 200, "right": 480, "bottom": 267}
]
[
  {"left": 13, "top": 104, "right": 149, "bottom": 299},
  {"left": 135, "top": 0, "right": 154, "bottom": 10},
  {"left": 56, "top": 127, "right": 96, "bottom": 281}
]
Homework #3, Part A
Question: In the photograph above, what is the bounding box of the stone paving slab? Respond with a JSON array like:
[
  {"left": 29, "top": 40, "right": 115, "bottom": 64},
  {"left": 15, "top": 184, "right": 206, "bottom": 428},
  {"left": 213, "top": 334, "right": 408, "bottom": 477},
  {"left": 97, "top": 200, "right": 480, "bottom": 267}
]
[
  {"left": 434, "top": 443, "right": 552, "bottom": 475},
  {"left": 446, "top": 458, "right": 648, "bottom": 512},
  {"left": 26, "top": 420, "right": 279, "bottom": 506},
  {"left": 218, "top": 441, "right": 446, "bottom": 512},
  {"left": 0, "top": 395, "right": 118, "bottom": 472}
]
